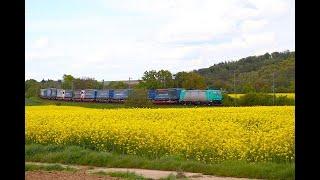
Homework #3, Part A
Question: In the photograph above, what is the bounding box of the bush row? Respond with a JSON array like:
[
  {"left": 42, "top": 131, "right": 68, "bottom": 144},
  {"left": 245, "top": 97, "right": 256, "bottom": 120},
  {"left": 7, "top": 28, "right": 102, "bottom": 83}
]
[{"left": 222, "top": 93, "right": 295, "bottom": 106}]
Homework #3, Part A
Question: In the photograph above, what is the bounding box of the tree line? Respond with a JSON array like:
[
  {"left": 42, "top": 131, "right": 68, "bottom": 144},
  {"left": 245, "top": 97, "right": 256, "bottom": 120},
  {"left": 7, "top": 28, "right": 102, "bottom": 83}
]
[
  {"left": 25, "top": 71, "right": 206, "bottom": 97},
  {"left": 25, "top": 50, "right": 295, "bottom": 98}
]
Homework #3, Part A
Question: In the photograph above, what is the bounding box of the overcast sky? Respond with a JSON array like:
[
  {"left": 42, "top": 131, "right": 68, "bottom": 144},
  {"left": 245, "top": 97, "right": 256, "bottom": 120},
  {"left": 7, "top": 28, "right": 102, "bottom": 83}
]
[{"left": 26, "top": 0, "right": 295, "bottom": 81}]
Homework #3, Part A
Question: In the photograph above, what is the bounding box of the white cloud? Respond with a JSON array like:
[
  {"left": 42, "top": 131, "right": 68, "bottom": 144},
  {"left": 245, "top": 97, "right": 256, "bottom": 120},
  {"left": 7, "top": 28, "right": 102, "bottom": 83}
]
[
  {"left": 240, "top": 19, "right": 268, "bottom": 33},
  {"left": 26, "top": 0, "right": 294, "bottom": 81},
  {"left": 243, "top": 32, "right": 276, "bottom": 46},
  {"left": 247, "top": 0, "right": 289, "bottom": 16},
  {"left": 33, "top": 37, "right": 49, "bottom": 49}
]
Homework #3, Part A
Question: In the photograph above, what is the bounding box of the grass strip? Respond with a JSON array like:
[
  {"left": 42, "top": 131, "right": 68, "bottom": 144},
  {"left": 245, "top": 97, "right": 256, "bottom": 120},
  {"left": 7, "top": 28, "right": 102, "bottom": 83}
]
[
  {"left": 26, "top": 143, "right": 294, "bottom": 179},
  {"left": 91, "top": 171, "right": 150, "bottom": 180}
]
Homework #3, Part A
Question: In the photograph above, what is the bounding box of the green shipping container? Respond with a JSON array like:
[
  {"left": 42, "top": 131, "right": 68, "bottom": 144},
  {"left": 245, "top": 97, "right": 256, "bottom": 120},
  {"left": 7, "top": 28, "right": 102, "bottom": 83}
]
[{"left": 206, "top": 90, "right": 223, "bottom": 101}]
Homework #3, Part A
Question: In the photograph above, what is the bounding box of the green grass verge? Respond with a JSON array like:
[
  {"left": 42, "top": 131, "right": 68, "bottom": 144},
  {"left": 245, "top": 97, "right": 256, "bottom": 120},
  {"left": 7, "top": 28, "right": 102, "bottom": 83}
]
[
  {"left": 25, "top": 97, "right": 126, "bottom": 109},
  {"left": 92, "top": 171, "right": 150, "bottom": 180},
  {"left": 25, "top": 163, "right": 77, "bottom": 172},
  {"left": 25, "top": 97, "right": 209, "bottom": 109},
  {"left": 26, "top": 143, "right": 294, "bottom": 179}
]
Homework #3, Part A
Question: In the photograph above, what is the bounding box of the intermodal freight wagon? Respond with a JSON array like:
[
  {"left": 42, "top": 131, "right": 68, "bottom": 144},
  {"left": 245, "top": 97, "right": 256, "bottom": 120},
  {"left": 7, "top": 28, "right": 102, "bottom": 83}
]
[{"left": 39, "top": 88, "right": 223, "bottom": 105}]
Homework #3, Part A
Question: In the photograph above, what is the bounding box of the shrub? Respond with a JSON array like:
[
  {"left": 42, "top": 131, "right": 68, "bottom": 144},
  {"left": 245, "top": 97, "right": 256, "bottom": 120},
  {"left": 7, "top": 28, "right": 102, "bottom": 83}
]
[
  {"left": 237, "top": 93, "right": 294, "bottom": 106},
  {"left": 238, "top": 93, "right": 273, "bottom": 106},
  {"left": 222, "top": 94, "right": 236, "bottom": 106},
  {"left": 276, "top": 95, "right": 295, "bottom": 106},
  {"left": 125, "top": 89, "right": 154, "bottom": 108}
]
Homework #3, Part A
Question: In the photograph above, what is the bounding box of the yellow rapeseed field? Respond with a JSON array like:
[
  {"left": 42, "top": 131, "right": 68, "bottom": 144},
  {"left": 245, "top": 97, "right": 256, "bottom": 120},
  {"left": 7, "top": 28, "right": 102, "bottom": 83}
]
[{"left": 25, "top": 106, "right": 294, "bottom": 163}]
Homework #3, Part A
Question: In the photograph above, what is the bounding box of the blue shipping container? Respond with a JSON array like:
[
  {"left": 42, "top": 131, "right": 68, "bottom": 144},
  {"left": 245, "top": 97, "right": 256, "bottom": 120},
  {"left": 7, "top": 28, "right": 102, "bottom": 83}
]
[
  {"left": 84, "top": 89, "right": 97, "bottom": 99},
  {"left": 110, "top": 89, "right": 132, "bottom": 100},
  {"left": 147, "top": 90, "right": 157, "bottom": 100},
  {"left": 96, "top": 90, "right": 110, "bottom": 99},
  {"left": 168, "top": 88, "right": 183, "bottom": 100},
  {"left": 50, "top": 88, "right": 57, "bottom": 98},
  {"left": 46, "top": 88, "right": 52, "bottom": 97},
  {"left": 154, "top": 88, "right": 183, "bottom": 101},
  {"left": 154, "top": 89, "right": 170, "bottom": 100},
  {"left": 65, "top": 90, "right": 73, "bottom": 98}
]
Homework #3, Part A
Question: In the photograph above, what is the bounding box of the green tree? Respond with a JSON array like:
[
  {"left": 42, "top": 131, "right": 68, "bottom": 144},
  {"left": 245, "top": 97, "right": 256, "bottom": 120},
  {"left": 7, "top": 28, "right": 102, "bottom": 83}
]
[
  {"left": 39, "top": 79, "right": 59, "bottom": 89},
  {"left": 156, "top": 70, "right": 174, "bottom": 88},
  {"left": 174, "top": 72, "right": 206, "bottom": 89},
  {"left": 139, "top": 70, "right": 162, "bottom": 89},
  {"left": 73, "top": 77, "right": 101, "bottom": 89},
  {"left": 25, "top": 79, "right": 40, "bottom": 98},
  {"left": 174, "top": 71, "right": 188, "bottom": 88},
  {"left": 181, "top": 72, "right": 206, "bottom": 89},
  {"left": 107, "top": 81, "right": 128, "bottom": 89},
  {"left": 61, "top": 74, "right": 74, "bottom": 89}
]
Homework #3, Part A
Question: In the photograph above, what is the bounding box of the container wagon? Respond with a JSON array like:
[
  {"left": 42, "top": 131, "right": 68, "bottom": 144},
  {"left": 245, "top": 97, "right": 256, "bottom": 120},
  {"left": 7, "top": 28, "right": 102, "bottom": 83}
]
[
  {"left": 39, "top": 89, "right": 47, "bottom": 99},
  {"left": 210, "top": 90, "right": 223, "bottom": 105},
  {"left": 179, "top": 89, "right": 222, "bottom": 105},
  {"left": 56, "top": 89, "right": 65, "bottom": 100},
  {"left": 110, "top": 89, "right": 132, "bottom": 103},
  {"left": 147, "top": 89, "right": 157, "bottom": 100},
  {"left": 46, "top": 88, "right": 52, "bottom": 99},
  {"left": 73, "top": 90, "right": 85, "bottom": 101},
  {"left": 96, "top": 90, "right": 111, "bottom": 102},
  {"left": 153, "top": 88, "right": 183, "bottom": 104},
  {"left": 168, "top": 88, "right": 183, "bottom": 102},
  {"left": 64, "top": 90, "right": 73, "bottom": 101},
  {"left": 46, "top": 88, "right": 57, "bottom": 100},
  {"left": 82, "top": 89, "right": 97, "bottom": 102}
]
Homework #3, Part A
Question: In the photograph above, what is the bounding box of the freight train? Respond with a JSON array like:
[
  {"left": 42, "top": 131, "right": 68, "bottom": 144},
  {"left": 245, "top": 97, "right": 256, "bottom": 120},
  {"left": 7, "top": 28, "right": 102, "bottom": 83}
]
[{"left": 39, "top": 88, "right": 223, "bottom": 105}]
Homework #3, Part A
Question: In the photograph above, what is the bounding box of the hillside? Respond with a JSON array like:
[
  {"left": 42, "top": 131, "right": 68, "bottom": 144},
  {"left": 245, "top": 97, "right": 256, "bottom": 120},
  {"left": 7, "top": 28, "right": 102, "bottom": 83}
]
[{"left": 195, "top": 51, "right": 295, "bottom": 93}]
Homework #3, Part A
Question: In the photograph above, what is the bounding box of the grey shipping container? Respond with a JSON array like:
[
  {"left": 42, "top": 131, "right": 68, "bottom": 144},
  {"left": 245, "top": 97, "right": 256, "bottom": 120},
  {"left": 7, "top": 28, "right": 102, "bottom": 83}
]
[
  {"left": 73, "top": 90, "right": 83, "bottom": 99},
  {"left": 180, "top": 90, "right": 207, "bottom": 102},
  {"left": 40, "top": 89, "right": 47, "bottom": 97},
  {"left": 56, "top": 89, "right": 65, "bottom": 98}
]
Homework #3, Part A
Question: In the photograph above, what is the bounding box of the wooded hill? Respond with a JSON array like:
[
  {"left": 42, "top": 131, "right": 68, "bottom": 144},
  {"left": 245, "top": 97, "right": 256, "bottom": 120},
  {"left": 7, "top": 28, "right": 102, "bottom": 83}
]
[{"left": 195, "top": 50, "right": 295, "bottom": 93}]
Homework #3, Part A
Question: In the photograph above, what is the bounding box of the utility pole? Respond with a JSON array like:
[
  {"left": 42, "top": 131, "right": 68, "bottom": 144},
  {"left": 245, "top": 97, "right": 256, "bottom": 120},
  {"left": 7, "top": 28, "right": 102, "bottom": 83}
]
[
  {"left": 128, "top": 77, "right": 131, "bottom": 89},
  {"left": 172, "top": 74, "right": 176, "bottom": 88},
  {"left": 102, "top": 79, "right": 104, "bottom": 90},
  {"left": 234, "top": 71, "right": 236, "bottom": 94},
  {"left": 272, "top": 72, "right": 275, "bottom": 105},
  {"left": 72, "top": 80, "right": 74, "bottom": 91},
  {"left": 233, "top": 71, "right": 236, "bottom": 93}
]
